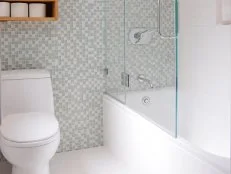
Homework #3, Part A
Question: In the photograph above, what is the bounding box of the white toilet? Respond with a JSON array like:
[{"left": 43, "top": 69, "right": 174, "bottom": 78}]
[{"left": 0, "top": 70, "right": 60, "bottom": 174}]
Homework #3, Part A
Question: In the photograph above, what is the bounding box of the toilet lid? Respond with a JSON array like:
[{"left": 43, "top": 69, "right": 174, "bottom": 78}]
[{"left": 0, "top": 112, "right": 59, "bottom": 143}]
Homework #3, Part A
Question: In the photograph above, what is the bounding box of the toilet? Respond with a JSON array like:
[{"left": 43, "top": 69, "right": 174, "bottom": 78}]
[{"left": 0, "top": 70, "right": 60, "bottom": 174}]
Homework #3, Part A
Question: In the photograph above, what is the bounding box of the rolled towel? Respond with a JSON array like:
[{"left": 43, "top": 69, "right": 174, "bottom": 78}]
[
  {"left": 29, "top": 3, "right": 46, "bottom": 17},
  {"left": 0, "top": 2, "right": 10, "bottom": 17},
  {"left": 222, "top": 0, "right": 231, "bottom": 22},
  {"left": 11, "top": 3, "right": 29, "bottom": 17}
]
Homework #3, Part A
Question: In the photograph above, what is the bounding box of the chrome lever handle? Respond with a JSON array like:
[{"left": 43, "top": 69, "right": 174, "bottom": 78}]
[{"left": 134, "top": 30, "right": 148, "bottom": 43}]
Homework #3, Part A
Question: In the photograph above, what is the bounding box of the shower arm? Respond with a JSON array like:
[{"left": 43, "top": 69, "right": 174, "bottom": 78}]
[{"left": 157, "top": 0, "right": 178, "bottom": 39}]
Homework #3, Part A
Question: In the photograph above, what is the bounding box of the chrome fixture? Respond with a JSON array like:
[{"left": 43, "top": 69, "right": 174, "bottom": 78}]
[
  {"left": 121, "top": 72, "right": 130, "bottom": 87},
  {"left": 103, "top": 68, "right": 109, "bottom": 76},
  {"left": 142, "top": 96, "right": 151, "bottom": 105},
  {"left": 134, "top": 30, "right": 148, "bottom": 43},
  {"left": 137, "top": 74, "right": 154, "bottom": 88},
  {"left": 130, "top": 28, "right": 155, "bottom": 44}
]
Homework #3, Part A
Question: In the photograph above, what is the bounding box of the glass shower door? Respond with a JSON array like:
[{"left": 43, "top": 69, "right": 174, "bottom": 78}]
[
  {"left": 104, "top": 0, "right": 126, "bottom": 103},
  {"left": 124, "top": 0, "right": 178, "bottom": 136},
  {"left": 105, "top": 0, "right": 178, "bottom": 137}
]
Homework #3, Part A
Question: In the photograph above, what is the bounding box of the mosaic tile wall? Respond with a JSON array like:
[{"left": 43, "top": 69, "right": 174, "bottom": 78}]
[
  {"left": 0, "top": 0, "right": 176, "bottom": 162},
  {"left": 0, "top": 0, "right": 105, "bottom": 162},
  {"left": 105, "top": 0, "right": 176, "bottom": 101}
]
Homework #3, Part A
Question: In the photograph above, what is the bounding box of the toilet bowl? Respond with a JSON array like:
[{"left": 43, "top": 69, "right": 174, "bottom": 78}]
[
  {"left": 0, "top": 112, "right": 60, "bottom": 174},
  {"left": 0, "top": 70, "right": 60, "bottom": 174},
  {"left": 0, "top": 133, "right": 60, "bottom": 174}
]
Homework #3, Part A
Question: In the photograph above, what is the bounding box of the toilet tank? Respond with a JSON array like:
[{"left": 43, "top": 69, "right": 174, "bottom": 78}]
[{"left": 1, "top": 70, "right": 55, "bottom": 119}]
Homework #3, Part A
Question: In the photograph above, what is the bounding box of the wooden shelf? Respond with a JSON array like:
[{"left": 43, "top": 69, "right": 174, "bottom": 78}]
[
  {"left": 1, "top": 0, "right": 56, "bottom": 2},
  {"left": 0, "top": 17, "right": 56, "bottom": 21},
  {"left": 0, "top": 0, "right": 58, "bottom": 21}
]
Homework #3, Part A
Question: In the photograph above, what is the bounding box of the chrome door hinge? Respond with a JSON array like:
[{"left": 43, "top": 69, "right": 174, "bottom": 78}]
[
  {"left": 103, "top": 68, "right": 109, "bottom": 76},
  {"left": 121, "top": 72, "right": 129, "bottom": 87}
]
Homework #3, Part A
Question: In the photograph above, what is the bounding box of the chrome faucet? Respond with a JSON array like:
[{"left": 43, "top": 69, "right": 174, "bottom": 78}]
[{"left": 137, "top": 74, "right": 154, "bottom": 88}]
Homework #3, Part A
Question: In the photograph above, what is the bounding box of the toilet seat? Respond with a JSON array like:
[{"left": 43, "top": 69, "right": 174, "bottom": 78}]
[
  {"left": 0, "top": 112, "right": 59, "bottom": 148},
  {"left": 0, "top": 130, "right": 60, "bottom": 148}
]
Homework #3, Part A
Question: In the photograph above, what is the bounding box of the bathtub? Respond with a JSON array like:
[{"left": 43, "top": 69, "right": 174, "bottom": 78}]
[
  {"left": 119, "top": 87, "right": 176, "bottom": 136},
  {"left": 103, "top": 88, "right": 230, "bottom": 174}
]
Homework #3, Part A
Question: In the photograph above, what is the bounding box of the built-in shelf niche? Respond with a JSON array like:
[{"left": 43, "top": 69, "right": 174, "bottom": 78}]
[{"left": 0, "top": 0, "right": 58, "bottom": 21}]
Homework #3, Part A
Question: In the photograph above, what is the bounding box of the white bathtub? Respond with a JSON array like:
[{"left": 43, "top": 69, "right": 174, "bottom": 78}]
[
  {"left": 121, "top": 87, "right": 176, "bottom": 136},
  {"left": 103, "top": 90, "right": 230, "bottom": 174}
]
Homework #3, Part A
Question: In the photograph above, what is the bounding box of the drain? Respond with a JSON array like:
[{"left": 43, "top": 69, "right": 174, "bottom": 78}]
[{"left": 142, "top": 96, "right": 151, "bottom": 105}]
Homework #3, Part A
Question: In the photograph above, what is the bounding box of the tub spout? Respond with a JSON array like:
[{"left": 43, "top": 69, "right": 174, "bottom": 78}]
[{"left": 137, "top": 74, "right": 154, "bottom": 89}]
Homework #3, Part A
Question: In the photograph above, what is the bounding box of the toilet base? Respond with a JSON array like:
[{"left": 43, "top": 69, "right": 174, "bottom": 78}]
[{"left": 12, "top": 165, "right": 49, "bottom": 174}]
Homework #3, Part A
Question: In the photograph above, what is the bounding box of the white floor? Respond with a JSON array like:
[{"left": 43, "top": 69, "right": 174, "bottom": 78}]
[{"left": 0, "top": 147, "right": 131, "bottom": 174}]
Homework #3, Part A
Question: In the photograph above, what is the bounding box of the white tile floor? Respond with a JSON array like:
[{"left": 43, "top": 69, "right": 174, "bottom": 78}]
[{"left": 0, "top": 147, "right": 130, "bottom": 174}]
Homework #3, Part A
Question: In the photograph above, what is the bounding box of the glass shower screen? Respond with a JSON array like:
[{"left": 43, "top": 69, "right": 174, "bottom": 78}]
[{"left": 105, "top": 0, "right": 178, "bottom": 137}]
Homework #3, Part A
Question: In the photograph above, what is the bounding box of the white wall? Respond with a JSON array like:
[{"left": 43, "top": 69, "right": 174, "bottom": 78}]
[{"left": 178, "top": 0, "right": 231, "bottom": 158}]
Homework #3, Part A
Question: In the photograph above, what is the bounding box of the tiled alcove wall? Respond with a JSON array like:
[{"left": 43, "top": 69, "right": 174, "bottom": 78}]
[
  {"left": 0, "top": 0, "right": 105, "bottom": 161},
  {"left": 125, "top": 0, "right": 176, "bottom": 91},
  {"left": 105, "top": 0, "right": 176, "bottom": 99}
]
